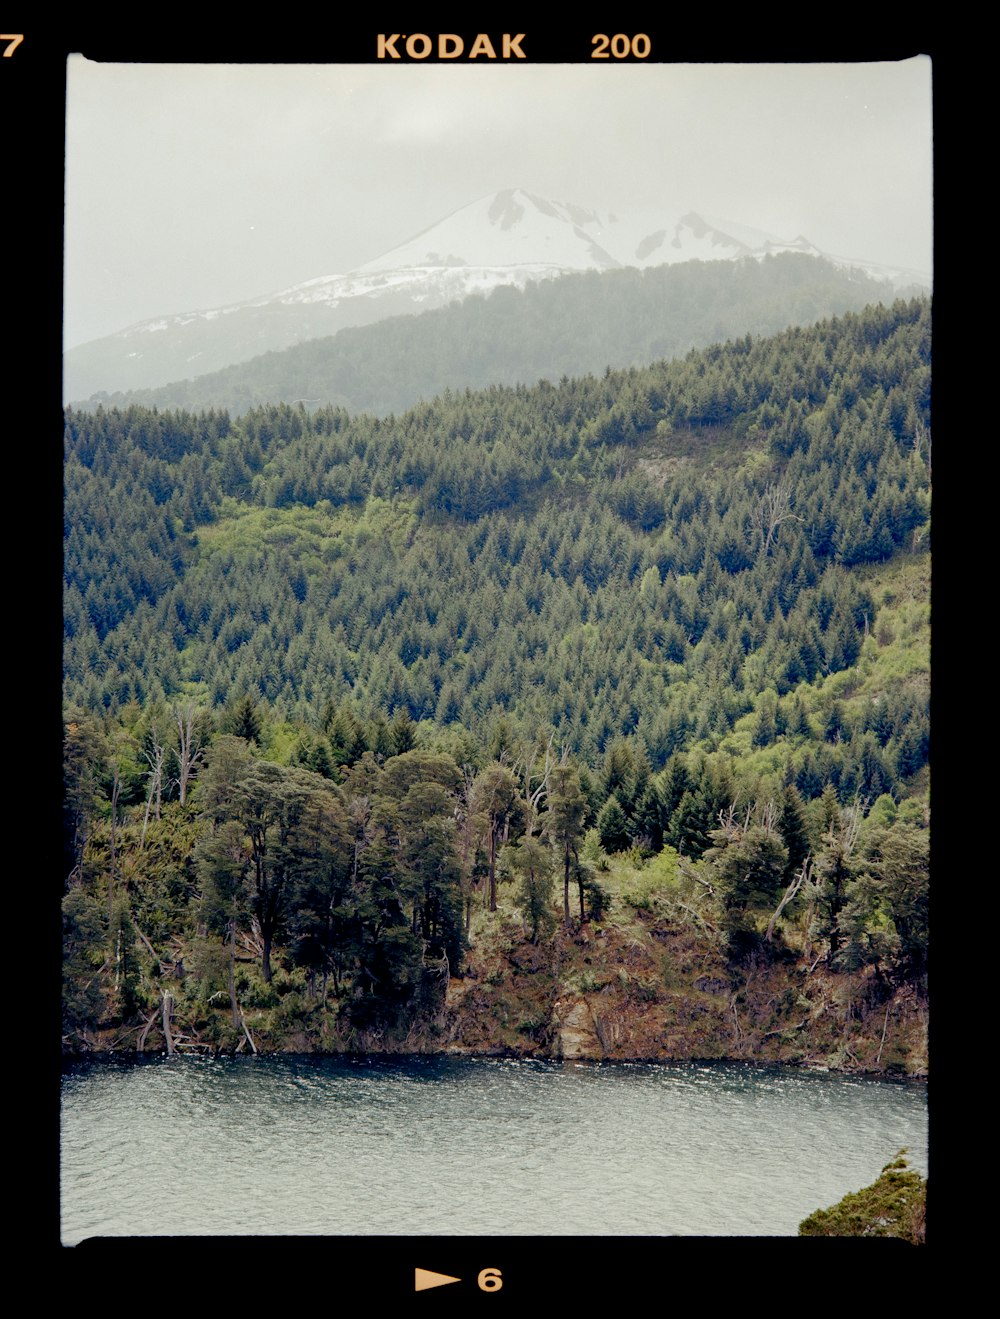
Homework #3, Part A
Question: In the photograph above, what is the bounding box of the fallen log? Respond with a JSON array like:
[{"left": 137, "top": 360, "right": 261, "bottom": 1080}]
[
  {"left": 239, "top": 1010, "right": 258, "bottom": 1055},
  {"left": 137, "top": 1006, "right": 160, "bottom": 1051}
]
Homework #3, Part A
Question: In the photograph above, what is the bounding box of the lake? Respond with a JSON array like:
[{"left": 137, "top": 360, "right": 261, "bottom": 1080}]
[{"left": 61, "top": 1053, "right": 927, "bottom": 1244}]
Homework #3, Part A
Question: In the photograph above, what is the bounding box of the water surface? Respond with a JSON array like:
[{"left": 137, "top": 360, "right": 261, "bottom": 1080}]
[{"left": 61, "top": 1055, "right": 927, "bottom": 1243}]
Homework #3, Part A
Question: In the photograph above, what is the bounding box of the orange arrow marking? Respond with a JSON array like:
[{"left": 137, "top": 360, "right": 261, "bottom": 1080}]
[{"left": 415, "top": 1268, "right": 462, "bottom": 1292}]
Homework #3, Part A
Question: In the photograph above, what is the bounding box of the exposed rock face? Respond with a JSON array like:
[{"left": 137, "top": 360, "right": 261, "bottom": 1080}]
[
  {"left": 434, "top": 919, "right": 927, "bottom": 1076},
  {"left": 553, "top": 995, "right": 601, "bottom": 1059}
]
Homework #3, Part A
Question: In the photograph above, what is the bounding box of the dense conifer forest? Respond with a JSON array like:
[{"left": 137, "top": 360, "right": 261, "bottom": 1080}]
[
  {"left": 74, "top": 253, "right": 892, "bottom": 418},
  {"left": 63, "top": 297, "right": 930, "bottom": 1068}
]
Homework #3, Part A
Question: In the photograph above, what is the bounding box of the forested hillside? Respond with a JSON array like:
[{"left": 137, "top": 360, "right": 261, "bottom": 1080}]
[
  {"left": 74, "top": 253, "right": 888, "bottom": 417},
  {"left": 63, "top": 298, "right": 930, "bottom": 1068}
]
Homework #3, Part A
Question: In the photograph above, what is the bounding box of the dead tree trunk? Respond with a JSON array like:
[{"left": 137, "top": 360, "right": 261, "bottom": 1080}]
[
  {"left": 140, "top": 738, "right": 166, "bottom": 849},
  {"left": 162, "top": 991, "right": 176, "bottom": 1056},
  {"left": 174, "top": 702, "right": 204, "bottom": 807},
  {"left": 765, "top": 859, "right": 810, "bottom": 942},
  {"left": 240, "top": 1010, "right": 258, "bottom": 1055},
  {"left": 751, "top": 482, "right": 802, "bottom": 556},
  {"left": 228, "top": 920, "right": 239, "bottom": 1028},
  {"left": 136, "top": 1006, "right": 159, "bottom": 1052}
]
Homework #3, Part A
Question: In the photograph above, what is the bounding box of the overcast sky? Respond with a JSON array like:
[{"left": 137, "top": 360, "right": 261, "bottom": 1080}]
[{"left": 64, "top": 57, "right": 932, "bottom": 349}]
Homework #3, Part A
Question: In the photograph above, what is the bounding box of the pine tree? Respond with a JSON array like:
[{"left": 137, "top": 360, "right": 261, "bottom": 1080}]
[
  {"left": 777, "top": 784, "right": 811, "bottom": 882},
  {"left": 222, "top": 693, "right": 263, "bottom": 744},
  {"left": 389, "top": 708, "right": 417, "bottom": 756},
  {"left": 545, "top": 763, "right": 588, "bottom": 924},
  {"left": 506, "top": 835, "right": 555, "bottom": 943},
  {"left": 812, "top": 802, "right": 864, "bottom": 962},
  {"left": 597, "top": 797, "right": 629, "bottom": 853},
  {"left": 472, "top": 764, "right": 523, "bottom": 912}
]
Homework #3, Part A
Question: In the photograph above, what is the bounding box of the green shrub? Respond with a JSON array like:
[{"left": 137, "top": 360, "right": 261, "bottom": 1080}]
[
  {"left": 798, "top": 1150, "right": 926, "bottom": 1242},
  {"left": 186, "top": 938, "right": 229, "bottom": 1003},
  {"left": 621, "top": 890, "right": 654, "bottom": 912},
  {"left": 517, "top": 1012, "right": 546, "bottom": 1035},
  {"left": 242, "top": 980, "right": 280, "bottom": 1009},
  {"left": 584, "top": 876, "right": 612, "bottom": 920},
  {"left": 271, "top": 991, "right": 308, "bottom": 1031}
]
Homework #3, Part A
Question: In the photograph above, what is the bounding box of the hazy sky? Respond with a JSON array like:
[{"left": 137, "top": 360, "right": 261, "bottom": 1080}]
[{"left": 64, "top": 57, "right": 932, "bottom": 349}]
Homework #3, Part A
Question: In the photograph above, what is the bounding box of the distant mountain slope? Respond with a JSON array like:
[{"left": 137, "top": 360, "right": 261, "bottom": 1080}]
[
  {"left": 74, "top": 253, "right": 891, "bottom": 418},
  {"left": 64, "top": 188, "right": 929, "bottom": 402},
  {"left": 63, "top": 297, "right": 931, "bottom": 1060},
  {"left": 64, "top": 296, "right": 931, "bottom": 772}
]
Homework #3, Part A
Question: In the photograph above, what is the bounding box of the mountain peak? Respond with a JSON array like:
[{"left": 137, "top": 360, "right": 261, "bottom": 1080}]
[
  {"left": 64, "top": 189, "right": 929, "bottom": 403},
  {"left": 357, "top": 188, "right": 619, "bottom": 276}
]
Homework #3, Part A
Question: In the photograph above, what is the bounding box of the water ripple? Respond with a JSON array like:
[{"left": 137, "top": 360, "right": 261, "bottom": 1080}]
[{"left": 61, "top": 1056, "right": 927, "bottom": 1243}]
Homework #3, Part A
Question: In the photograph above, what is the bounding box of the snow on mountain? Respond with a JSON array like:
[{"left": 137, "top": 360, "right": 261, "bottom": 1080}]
[
  {"left": 359, "top": 189, "right": 621, "bottom": 274},
  {"left": 64, "top": 188, "right": 929, "bottom": 403}
]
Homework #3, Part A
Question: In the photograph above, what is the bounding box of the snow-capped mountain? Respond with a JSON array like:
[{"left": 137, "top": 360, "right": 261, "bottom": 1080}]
[{"left": 64, "top": 188, "right": 929, "bottom": 403}]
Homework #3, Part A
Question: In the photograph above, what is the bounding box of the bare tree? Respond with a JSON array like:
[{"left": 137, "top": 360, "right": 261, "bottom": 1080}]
[
  {"left": 715, "top": 802, "right": 751, "bottom": 843},
  {"left": 765, "top": 857, "right": 811, "bottom": 943},
  {"left": 140, "top": 736, "right": 167, "bottom": 849},
  {"left": 750, "top": 482, "right": 802, "bottom": 555},
  {"left": 718, "top": 798, "right": 778, "bottom": 838},
  {"left": 757, "top": 797, "right": 778, "bottom": 836},
  {"left": 524, "top": 735, "right": 555, "bottom": 837},
  {"left": 837, "top": 797, "right": 866, "bottom": 856},
  {"left": 173, "top": 701, "right": 206, "bottom": 807}
]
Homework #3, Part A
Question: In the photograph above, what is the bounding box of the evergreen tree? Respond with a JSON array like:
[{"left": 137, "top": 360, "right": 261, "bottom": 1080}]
[
  {"left": 811, "top": 802, "right": 864, "bottom": 962},
  {"left": 472, "top": 764, "right": 523, "bottom": 911},
  {"left": 196, "top": 817, "right": 248, "bottom": 1027},
  {"left": 704, "top": 808, "right": 788, "bottom": 956},
  {"left": 597, "top": 797, "right": 630, "bottom": 853},
  {"left": 777, "top": 785, "right": 811, "bottom": 881},
  {"left": 62, "top": 887, "right": 109, "bottom": 1032},
  {"left": 632, "top": 780, "right": 665, "bottom": 853},
  {"left": 506, "top": 835, "right": 556, "bottom": 943},
  {"left": 398, "top": 780, "right": 466, "bottom": 969},
  {"left": 222, "top": 693, "right": 263, "bottom": 744},
  {"left": 389, "top": 708, "right": 417, "bottom": 756},
  {"left": 659, "top": 756, "right": 693, "bottom": 825},
  {"left": 545, "top": 763, "right": 588, "bottom": 924}
]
